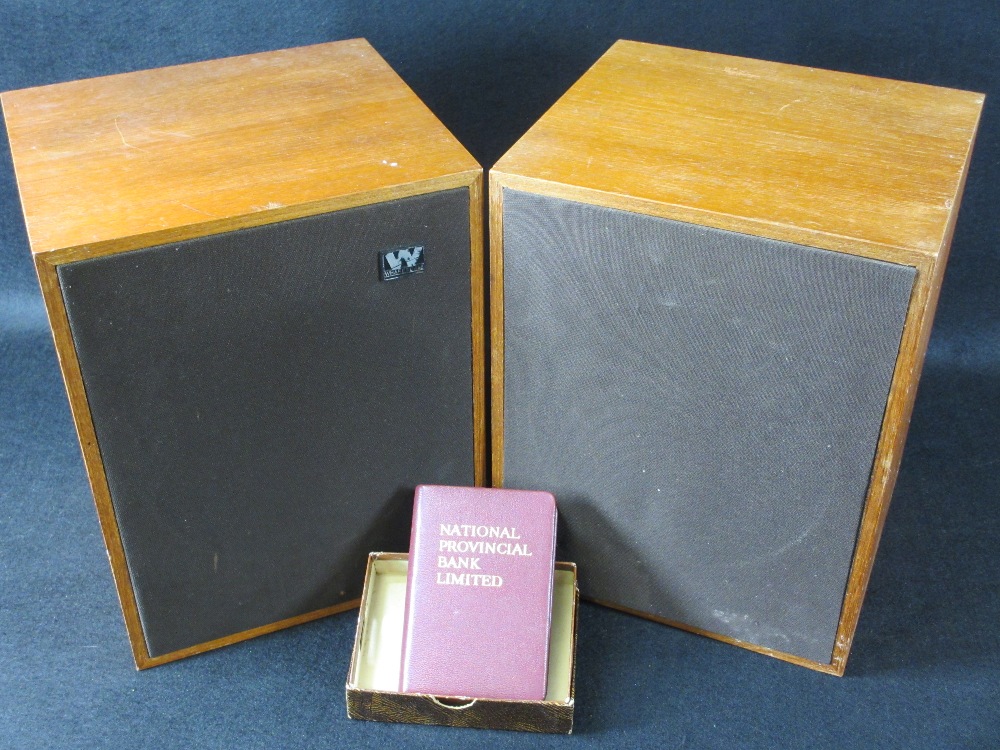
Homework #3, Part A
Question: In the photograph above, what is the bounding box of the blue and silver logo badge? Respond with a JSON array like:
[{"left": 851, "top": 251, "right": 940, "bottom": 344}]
[{"left": 378, "top": 245, "right": 425, "bottom": 281}]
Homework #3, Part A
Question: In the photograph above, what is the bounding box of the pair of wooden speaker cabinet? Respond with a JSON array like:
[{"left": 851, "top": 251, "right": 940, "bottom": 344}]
[{"left": 2, "top": 39, "right": 983, "bottom": 674}]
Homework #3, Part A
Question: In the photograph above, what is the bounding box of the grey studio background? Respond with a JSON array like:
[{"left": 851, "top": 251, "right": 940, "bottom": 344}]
[{"left": 1, "top": 2, "right": 997, "bottom": 748}]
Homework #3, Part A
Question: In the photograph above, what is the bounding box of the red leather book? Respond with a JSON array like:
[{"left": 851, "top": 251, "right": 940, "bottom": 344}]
[{"left": 399, "top": 485, "right": 558, "bottom": 700}]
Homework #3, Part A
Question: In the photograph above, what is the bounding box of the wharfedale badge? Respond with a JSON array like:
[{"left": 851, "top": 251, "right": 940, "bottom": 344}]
[{"left": 379, "top": 245, "right": 425, "bottom": 281}]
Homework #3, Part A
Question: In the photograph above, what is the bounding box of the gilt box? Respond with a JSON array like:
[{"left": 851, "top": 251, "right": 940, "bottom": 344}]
[{"left": 346, "top": 553, "right": 578, "bottom": 734}]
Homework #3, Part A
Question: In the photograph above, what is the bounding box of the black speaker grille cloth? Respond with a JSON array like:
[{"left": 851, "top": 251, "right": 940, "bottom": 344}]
[
  {"left": 58, "top": 189, "right": 473, "bottom": 657},
  {"left": 502, "top": 189, "right": 915, "bottom": 664}
]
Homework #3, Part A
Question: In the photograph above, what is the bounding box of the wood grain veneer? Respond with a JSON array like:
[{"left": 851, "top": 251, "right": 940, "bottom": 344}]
[
  {"left": 3, "top": 39, "right": 484, "bottom": 669},
  {"left": 2, "top": 38, "right": 480, "bottom": 261},
  {"left": 493, "top": 40, "right": 982, "bottom": 262},
  {"left": 491, "top": 40, "right": 984, "bottom": 675}
]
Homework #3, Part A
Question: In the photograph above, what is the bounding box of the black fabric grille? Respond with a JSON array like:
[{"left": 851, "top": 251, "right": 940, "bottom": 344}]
[
  {"left": 501, "top": 188, "right": 915, "bottom": 664},
  {"left": 59, "top": 189, "right": 474, "bottom": 657}
]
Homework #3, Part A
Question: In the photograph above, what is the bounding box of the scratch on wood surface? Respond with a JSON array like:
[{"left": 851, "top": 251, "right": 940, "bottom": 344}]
[
  {"left": 178, "top": 202, "right": 217, "bottom": 218},
  {"left": 776, "top": 99, "right": 803, "bottom": 114},
  {"left": 724, "top": 66, "right": 759, "bottom": 79},
  {"left": 114, "top": 118, "right": 150, "bottom": 153},
  {"left": 148, "top": 128, "right": 194, "bottom": 139}
]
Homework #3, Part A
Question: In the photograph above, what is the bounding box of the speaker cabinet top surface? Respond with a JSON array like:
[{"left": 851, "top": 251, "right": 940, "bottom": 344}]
[
  {"left": 2, "top": 38, "right": 480, "bottom": 259},
  {"left": 490, "top": 41, "right": 982, "bottom": 674},
  {"left": 493, "top": 40, "right": 983, "bottom": 263}
]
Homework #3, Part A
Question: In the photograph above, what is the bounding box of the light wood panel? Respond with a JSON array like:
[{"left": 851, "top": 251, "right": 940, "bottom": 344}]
[
  {"left": 494, "top": 40, "right": 983, "bottom": 259},
  {"left": 2, "top": 38, "right": 480, "bottom": 258},
  {"left": 488, "top": 175, "right": 507, "bottom": 486},
  {"left": 491, "top": 40, "right": 984, "bottom": 674}
]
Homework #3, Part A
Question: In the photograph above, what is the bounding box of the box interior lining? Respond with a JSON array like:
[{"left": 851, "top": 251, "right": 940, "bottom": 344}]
[{"left": 350, "top": 558, "right": 575, "bottom": 703}]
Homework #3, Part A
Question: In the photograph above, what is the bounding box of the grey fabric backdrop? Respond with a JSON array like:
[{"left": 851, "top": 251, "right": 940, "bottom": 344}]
[{"left": 1, "top": 2, "right": 997, "bottom": 748}]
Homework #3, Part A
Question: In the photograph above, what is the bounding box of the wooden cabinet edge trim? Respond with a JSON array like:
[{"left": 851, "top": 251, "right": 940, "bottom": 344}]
[
  {"left": 468, "top": 172, "right": 488, "bottom": 487},
  {"left": 489, "top": 171, "right": 935, "bottom": 267},
  {"left": 488, "top": 174, "right": 506, "bottom": 487},
  {"left": 34, "top": 253, "right": 152, "bottom": 666},
  {"left": 136, "top": 599, "right": 361, "bottom": 669},
  {"left": 30, "top": 170, "right": 482, "bottom": 264},
  {"left": 588, "top": 596, "right": 844, "bottom": 675}
]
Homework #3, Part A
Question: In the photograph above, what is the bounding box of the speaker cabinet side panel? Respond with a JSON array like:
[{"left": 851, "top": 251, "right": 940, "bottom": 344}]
[
  {"left": 34, "top": 254, "right": 152, "bottom": 666},
  {"left": 488, "top": 175, "right": 507, "bottom": 486},
  {"left": 469, "top": 172, "right": 487, "bottom": 486},
  {"left": 829, "top": 253, "right": 931, "bottom": 672},
  {"left": 499, "top": 188, "right": 916, "bottom": 667},
  {"left": 831, "top": 138, "right": 977, "bottom": 670},
  {"left": 54, "top": 188, "right": 476, "bottom": 661}
]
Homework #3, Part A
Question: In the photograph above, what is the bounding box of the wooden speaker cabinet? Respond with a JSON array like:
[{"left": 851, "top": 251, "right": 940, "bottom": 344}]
[
  {"left": 2, "top": 39, "right": 485, "bottom": 668},
  {"left": 490, "top": 41, "right": 982, "bottom": 674}
]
